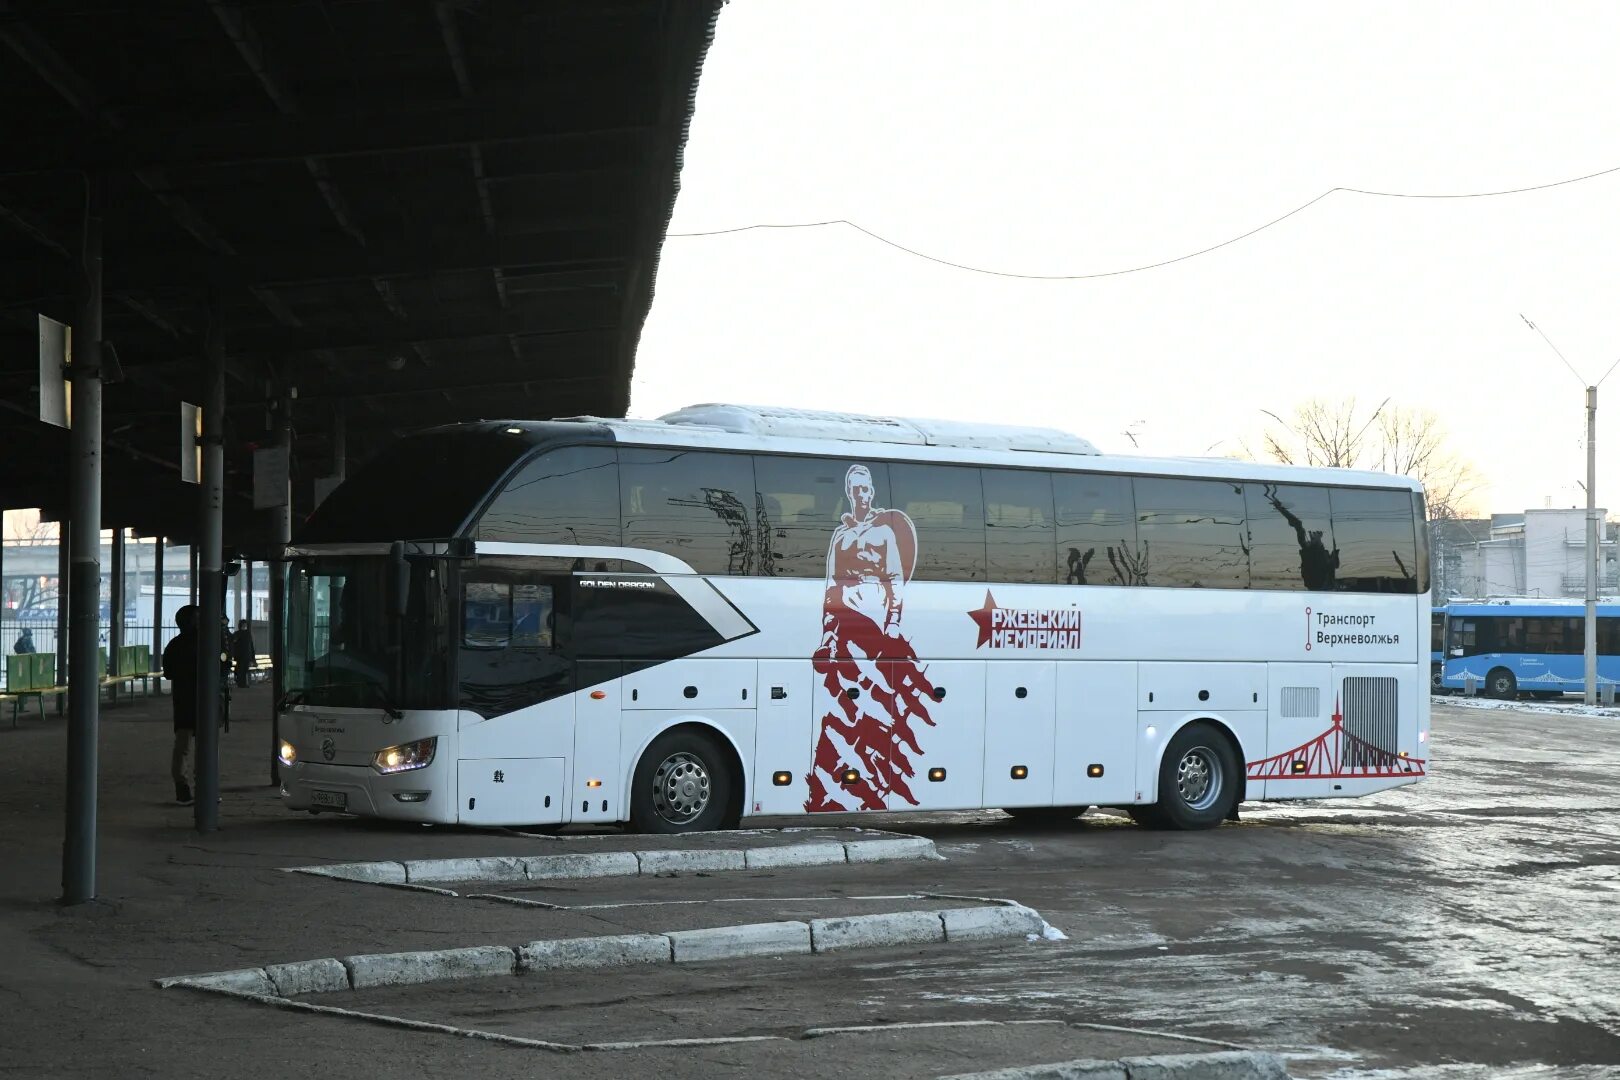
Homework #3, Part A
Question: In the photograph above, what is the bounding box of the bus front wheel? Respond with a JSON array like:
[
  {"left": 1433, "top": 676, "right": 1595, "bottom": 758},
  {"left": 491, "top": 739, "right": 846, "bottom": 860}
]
[
  {"left": 629, "top": 728, "right": 739, "bottom": 834},
  {"left": 1146, "top": 722, "right": 1240, "bottom": 830},
  {"left": 1487, "top": 668, "right": 1517, "bottom": 699}
]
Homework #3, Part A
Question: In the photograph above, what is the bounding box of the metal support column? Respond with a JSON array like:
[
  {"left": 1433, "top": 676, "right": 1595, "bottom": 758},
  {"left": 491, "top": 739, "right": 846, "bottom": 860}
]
[
  {"left": 195, "top": 312, "right": 226, "bottom": 831},
  {"left": 189, "top": 547, "right": 198, "bottom": 605},
  {"left": 152, "top": 537, "right": 164, "bottom": 675},
  {"left": 62, "top": 178, "right": 103, "bottom": 905},
  {"left": 55, "top": 521, "right": 69, "bottom": 684},
  {"left": 269, "top": 391, "right": 292, "bottom": 785},
  {"left": 1586, "top": 386, "right": 1599, "bottom": 706},
  {"left": 109, "top": 528, "right": 125, "bottom": 702}
]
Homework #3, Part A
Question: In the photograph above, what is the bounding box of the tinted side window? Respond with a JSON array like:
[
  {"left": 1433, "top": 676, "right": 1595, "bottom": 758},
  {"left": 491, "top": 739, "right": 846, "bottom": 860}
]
[
  {"left": 1522, "top": 616, "right": 1575, "bottom": 654},
  {"left": 478, "top": 445, "right": 621, "bottom": 546},
  {"left": 1599, "top": 617, "right": 1620, "bottom": 655},
  {"left": 1134, "top": 478, "right": 1249, "bottom": 589},
  {"left": 982, "top": 469, "right": 1057, "bottom": 583},
  {"left": 887, "top": 463, "right": 986, "bottom": 582},
  {"left": 754, "top": 456, "right": 869, "bottom": 578},
  {"left": 1245, "top": 483, "right": 1336, "bottom": 591},
  {"left": 620, "top": 448, "right": 756, "bottom": 576},
  {"left": 1330, "top": 487, "right": 1419, "bottom": 594},
  {"left": 1054, "top": 472, "right": 1141, "bottom": 585},
  {"left": 571, "top": 576, "right": 725, "bottom": 660},
  {"left": 1413, "top": 492, "right": 1431, "bottom": 594},
  {"left": 457, "top": 572, "right": 570, "bottom": 718},
  {"left": 299, "top": 431, "right": 530, "bottom": 542}
]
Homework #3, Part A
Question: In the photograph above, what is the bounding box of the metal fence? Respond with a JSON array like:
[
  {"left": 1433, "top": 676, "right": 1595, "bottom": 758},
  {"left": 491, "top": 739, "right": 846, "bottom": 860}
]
[{"left": 1, "top": 622, "right": 180, "bottom": 691}]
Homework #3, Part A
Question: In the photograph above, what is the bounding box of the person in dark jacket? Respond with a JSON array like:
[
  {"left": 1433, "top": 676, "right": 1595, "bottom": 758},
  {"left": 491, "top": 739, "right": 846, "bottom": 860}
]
[
  {"left": 12, "top": 628, "right": 35, "bottom": 654},
  {"left": 231, "top": 619, "right": 255, "bottom": 688},
  {"left": 162, "top": 606, "right": 199, "bottom": 805}
]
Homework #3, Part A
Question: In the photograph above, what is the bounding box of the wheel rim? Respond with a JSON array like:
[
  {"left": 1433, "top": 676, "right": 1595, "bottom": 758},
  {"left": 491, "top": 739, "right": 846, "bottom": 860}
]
[
  {"left": 1175, "top": 746, "right": 1223, "bottom": 812},
  {"left": 650, "top": 752, "right": 711, "bottom": 825},
  {"left": 1492, "top": 674, "right": 1512, "bottom": 695}
]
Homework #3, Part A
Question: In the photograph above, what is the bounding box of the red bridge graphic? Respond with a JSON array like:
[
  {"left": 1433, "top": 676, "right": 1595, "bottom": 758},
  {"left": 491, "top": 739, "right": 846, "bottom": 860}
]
[{"left": 1246, "top": 702, "right": 1426, "bottom": 781}]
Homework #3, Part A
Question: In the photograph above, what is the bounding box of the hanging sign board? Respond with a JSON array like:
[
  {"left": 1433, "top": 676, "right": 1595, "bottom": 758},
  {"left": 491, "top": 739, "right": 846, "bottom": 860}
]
[
  {"left": 39, "top": 315, "right": 69, "bottom": 428},
  {"left": 253, "top": 446, "right": 290, "bottom": 509},
  {"left": 180, "top": 403, "right": 201, "bottom": 483}
]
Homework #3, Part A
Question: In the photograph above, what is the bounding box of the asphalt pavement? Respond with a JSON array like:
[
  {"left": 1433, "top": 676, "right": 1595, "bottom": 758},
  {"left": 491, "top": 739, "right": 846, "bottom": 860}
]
[{"left": 1, "top": 688, "right": 1616, "bottom": 1078}]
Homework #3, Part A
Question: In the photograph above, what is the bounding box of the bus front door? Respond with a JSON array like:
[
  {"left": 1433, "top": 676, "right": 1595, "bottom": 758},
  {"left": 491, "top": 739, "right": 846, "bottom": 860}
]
[{"left": 753, "top": 659, "right": 813, "bottom": 815}]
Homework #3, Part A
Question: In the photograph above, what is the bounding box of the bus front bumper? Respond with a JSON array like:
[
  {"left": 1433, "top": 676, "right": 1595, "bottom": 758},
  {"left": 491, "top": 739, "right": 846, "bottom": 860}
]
[{"left": 280, "top": 759, "right": 454, "bottom": 824}]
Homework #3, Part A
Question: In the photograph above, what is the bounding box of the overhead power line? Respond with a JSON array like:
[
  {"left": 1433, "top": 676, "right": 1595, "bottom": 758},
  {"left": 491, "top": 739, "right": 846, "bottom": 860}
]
[{"left": 668, "top": 162, "right": 1620, "bottom": 281}]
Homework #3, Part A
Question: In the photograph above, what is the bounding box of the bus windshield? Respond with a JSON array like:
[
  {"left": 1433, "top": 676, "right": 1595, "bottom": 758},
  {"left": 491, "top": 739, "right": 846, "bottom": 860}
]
[{"left": 285, "top": 555, "right": 450, "bottom": 710}]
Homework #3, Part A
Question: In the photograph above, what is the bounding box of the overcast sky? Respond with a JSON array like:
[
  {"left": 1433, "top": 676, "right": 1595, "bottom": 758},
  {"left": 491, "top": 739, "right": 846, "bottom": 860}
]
[{"left": 630, "top": 2, "right": 1620, "bottom": 517}]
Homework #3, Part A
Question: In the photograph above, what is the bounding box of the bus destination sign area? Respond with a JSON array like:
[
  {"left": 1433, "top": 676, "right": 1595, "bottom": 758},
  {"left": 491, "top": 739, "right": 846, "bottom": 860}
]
[{"left": 1307, "top": 606, "right": 1402, "bottom": 651}]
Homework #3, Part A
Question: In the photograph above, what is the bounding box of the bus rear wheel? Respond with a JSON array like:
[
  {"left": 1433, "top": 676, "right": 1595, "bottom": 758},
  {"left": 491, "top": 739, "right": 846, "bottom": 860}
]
[
  {"left": 1487, "top": 668, "right": 1517, "bottom": 699},
  {"left": 629, "top": 728, "right": 738, "bottom": 834},
  {"left": 1146, "top": 722, "right": 1240, "bottom": 830},
  {"left": 1002, "top": 805, "right": 1089, "bottom": 824}
]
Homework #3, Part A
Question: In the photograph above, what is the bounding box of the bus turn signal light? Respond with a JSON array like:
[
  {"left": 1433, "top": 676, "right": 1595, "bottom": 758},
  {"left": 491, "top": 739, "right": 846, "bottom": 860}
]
[
  {"left": 840, "top": 768, "right": 860, "bottom": 785},
  {"left": 590, "top": 690, "right": 607, "bottom": 700},
  {"left": 1087, "top": 764, "right": 1104, "bottom": 778},
  {"left": 772, "top": 771, "right": 792, "bottom": 786},
  {"left": 586, "top": 779, "right": 602, "bottom": 788},
  {"left": 1010, "top": 765, "right": 1028, "bottom": 780},
  {"left": 928, "top": 767, "right": 946, "bottom": 782},
  {"left": 1292, "top": 760, "right": 1308, "bottom": 773}
]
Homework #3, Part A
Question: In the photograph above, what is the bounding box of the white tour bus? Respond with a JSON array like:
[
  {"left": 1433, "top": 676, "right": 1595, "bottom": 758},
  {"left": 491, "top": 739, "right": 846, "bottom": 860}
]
[{"left": 276, "top": 404, "right": 1431, "bottom": 832}]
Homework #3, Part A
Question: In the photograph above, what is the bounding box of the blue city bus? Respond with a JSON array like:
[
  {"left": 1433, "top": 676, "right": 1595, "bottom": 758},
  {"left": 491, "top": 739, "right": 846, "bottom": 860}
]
[
  {"left": 1441, "top": 600, "right": 1620, "bottom": 698},
  {"left": 1430, "top": 606, "right": 1447, "bottom": 692}
]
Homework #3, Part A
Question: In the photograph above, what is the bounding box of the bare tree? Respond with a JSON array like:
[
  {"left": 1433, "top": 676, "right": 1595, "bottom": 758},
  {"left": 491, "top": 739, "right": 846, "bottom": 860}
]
[
  {"left": 1371, "top": 407, "right": 1480, "bottom": 521},
  {"left": 2, "top": 510, "right": 61, "bottom": 613},
  {"left": 1258, "top": 398, "right": 1387, "bottom": 470},
  {"left": 1253, "top": 398, "right": 1478, "bottom": 515},
  {"left": 1249, "top": 398, "right": 1483, "bottom": 597}
]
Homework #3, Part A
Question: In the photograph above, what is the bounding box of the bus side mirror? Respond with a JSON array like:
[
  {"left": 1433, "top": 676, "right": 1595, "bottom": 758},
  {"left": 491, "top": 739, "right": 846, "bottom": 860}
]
[{"left": 389, "top": 541, "right": 410, "bottom": 618}]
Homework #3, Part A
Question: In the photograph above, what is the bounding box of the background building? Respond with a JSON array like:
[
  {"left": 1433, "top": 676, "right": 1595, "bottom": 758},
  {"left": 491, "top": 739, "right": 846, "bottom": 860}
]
[{"left": 1452, "top": 508, "right": 1618, "bottom": 600}]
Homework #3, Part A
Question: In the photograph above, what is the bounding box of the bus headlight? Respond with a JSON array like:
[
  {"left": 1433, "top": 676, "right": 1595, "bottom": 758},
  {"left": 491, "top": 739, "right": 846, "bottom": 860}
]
[
  {"left": 277, "top": 740, "right": 298, "bottom": 767},
  {"left": 374, "top": 737, "right": 437, "bottom": 774}
]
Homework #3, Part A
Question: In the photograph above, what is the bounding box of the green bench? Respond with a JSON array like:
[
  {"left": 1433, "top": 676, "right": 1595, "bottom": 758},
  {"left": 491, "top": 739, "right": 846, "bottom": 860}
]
[
  {"left": 2, "top": 645, "right": 160, "bottom": 724},
  {"left": 3, "top": 653, "right": 64, "bottom": 727},
  {"left": 101, "top": 644, "right": 156, "bottom": 700}
]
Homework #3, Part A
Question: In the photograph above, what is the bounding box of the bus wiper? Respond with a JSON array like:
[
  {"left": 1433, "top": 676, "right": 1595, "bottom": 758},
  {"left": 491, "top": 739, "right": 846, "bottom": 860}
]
[
  {"left": 275, "top": 680, "right": 400, "bottom": 718},
  {"left": 360, "top": 676, "right": 404, "bottom": 720}
]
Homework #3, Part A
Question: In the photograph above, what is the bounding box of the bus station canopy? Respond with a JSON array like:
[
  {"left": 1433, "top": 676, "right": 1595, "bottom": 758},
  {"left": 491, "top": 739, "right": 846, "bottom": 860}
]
[{"left": 0, "top": 0, "right": 722, "bottom": 545}]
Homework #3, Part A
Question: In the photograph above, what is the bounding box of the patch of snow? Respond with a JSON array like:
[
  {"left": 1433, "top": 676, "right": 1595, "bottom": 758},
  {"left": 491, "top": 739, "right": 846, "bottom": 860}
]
[{"left": 1433, "top": 695, "right": 1620, "bottom": 719}]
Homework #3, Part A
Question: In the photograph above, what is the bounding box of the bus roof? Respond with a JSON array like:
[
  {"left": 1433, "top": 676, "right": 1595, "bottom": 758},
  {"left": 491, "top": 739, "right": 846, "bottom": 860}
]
[
  {"left": 655, "top": 403, "right": 1102, "bottom": 455},
  {"left": 1445, "top": 600, "right": 1620, "bottom": 617},
  {"left": 298, "top": 407, "right": 1425, "bottom": 544},
  {"left": 506, "top": 404, "right": 1425, "bottom": 492}
]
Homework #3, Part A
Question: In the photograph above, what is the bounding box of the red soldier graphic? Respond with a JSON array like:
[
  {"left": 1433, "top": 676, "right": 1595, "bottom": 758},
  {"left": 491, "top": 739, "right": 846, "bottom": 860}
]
[{"left": 806, "top": 465, "right": 938, "bottom": 812}]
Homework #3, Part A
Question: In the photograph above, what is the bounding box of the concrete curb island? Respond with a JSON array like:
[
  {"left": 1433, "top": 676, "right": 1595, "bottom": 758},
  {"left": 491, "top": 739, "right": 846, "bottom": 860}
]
[
  {"left": 156, "top": 902, "right": 1056, "bottom": 996},
  {"left": 283, "top": 835, "right": 941, "bottom": 887},
  {"left": 938, "top": 1049, "right": 1293, "bottom": 1079}
]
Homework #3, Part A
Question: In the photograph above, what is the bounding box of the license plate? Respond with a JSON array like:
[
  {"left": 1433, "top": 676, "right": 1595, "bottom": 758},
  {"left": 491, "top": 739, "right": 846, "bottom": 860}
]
[{"left": 311, "top": 790, "right": 347, "bottom": 810}]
